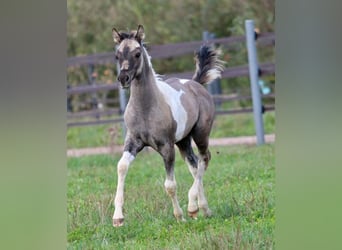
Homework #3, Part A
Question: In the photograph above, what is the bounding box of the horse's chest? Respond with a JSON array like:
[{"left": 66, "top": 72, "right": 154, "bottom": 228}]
[{"left": 124, "top": 108, "right": 176, "bottom": 143}]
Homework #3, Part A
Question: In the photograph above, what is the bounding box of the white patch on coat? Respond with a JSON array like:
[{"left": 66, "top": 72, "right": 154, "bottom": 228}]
[
  {"left": 156, "top": 79, "right": 187, "bottom": 142},
  {"left": 179, "top": 79, "right": 189, "bottom": 84}
]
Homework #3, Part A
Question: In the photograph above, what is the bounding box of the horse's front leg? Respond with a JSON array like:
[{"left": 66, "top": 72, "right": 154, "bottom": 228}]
[
  {"left": 160, "top": 144, "right": 185, "bottom": 222},
  {"left": 113, "top": 139, "right": 143, "bottom": 227},
  {"left": 112, "top": 151, "right": 135, "bottom": 227}
]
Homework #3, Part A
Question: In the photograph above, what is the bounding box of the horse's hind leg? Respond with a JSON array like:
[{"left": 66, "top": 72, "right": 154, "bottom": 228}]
[
  {"left": 191, "top": 131, "right": 212, "bottom": 218},
  {"left": 176, "top": 136, "right": 200, "bottom": 218}
]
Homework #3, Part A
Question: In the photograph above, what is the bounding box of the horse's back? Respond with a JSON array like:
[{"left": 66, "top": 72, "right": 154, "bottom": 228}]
[
  {"left": 164, "top": 77, "right": 215, "bottom": 131},
  {"left": 164, "top": 78, "right": 212, "bottom": 99}
]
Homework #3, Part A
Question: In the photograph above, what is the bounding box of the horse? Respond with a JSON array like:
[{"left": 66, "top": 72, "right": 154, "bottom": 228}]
[{"left": 111, "top": 25, "right": 224, "bottom": 227}]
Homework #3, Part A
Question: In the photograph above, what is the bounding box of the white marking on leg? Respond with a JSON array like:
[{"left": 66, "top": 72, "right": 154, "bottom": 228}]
[
  {"left": 185, "top": 158, "right": 197, "bottom": 178},
  {"left": 185, "top": 158, "right": 199, "bottom": 214},
  {"left": 156, "top": 79, "right": 187, "bottom": 142},
  {"left": 188, "top": 179, "right": 199, "bottom": 214},
  {"left": 196, "top": 157, "right": 211, "bottom": 217},
  {"left": 113, "top": 151, "right": 135, "bottom": 225},
  {"left": 164, "top": 178, "right": 184, "bottom": 221}
]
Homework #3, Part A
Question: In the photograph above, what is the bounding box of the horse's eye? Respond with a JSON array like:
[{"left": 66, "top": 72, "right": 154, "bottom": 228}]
[
  {"left": 115, "top": 55, "right": 119, "bottom": 60},
  {"left": 135, "top": 52, "right": 141, "bottom": 58}
]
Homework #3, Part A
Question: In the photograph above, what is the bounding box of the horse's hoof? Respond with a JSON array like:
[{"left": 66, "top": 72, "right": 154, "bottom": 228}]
[
  {"left": 203, "top": 208, "right": 212, "bottom": 218},
  {"left": 113, "top": 218, "right": 124, "bottom": 227},
  {"left": 176, "top": 217, "right": 186, "bottom": 223},
  {"left": 188, "top": 209, "right": 199, "bottom": 219},
  {"left": 174, "top": 213, "right": 186, "bottom": 222}
]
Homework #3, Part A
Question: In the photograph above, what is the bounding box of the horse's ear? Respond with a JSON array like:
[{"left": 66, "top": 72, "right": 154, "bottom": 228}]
[
  {"left": 135, "top": 25, "right": 145, "bottom": 43},
  {"left": 112, "top": 28, "right": 122, "bottom": 44}
]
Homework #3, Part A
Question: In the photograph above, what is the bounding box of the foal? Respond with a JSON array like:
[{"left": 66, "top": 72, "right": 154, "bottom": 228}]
[{"left": 111, "top": 25, "right": 224, "bottom": 227}]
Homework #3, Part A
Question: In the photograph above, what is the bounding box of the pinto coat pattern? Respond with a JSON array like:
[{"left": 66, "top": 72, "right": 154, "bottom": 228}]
[{"left": 111, "top": 25, "right": 224, "bottom": 227}]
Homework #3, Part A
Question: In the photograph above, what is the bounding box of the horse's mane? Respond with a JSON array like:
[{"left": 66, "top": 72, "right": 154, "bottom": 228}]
[{"left": 141, "top": 43, "right": 163, "bottom": 81}]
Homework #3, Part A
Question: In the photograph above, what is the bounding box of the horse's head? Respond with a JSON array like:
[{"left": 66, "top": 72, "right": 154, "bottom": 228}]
[{"left": 112, "top": 25, "right": 145, "bottom": 88}]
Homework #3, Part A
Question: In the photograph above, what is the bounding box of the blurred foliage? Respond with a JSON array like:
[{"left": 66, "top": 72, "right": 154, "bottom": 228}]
[
  {"left": 67, "top": 0, "right": 274, "bottom": 111},
  {"left": 67, "top": 0, "right": 274, "bottom": 56}
]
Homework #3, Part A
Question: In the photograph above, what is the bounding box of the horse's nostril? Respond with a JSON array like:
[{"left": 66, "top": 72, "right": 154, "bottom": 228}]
[{"left": 125, "top": 75, "right": 129, "bottom": 82}]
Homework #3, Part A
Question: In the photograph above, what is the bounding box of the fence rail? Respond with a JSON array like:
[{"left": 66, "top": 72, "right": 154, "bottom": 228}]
[
  {"left": 67, "top": 95, "right": 275, "bottom": 128},
  {"left": 67, "top": 105, "right": 275, "bottom": 127},
  {"left": 67, "top": 62, "right": 274, "bottom": 96},
  {"left": 67, "top": 33, "right": 274, "bottom": 67}
]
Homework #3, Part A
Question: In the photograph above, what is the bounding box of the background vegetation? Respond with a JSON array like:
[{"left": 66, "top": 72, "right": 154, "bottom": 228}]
[
  {"left": 67, "top": 0, "right": 274, "bottom": 56},
  {"left": 67, "top": 0, "right": 275, "bottom": 112}
]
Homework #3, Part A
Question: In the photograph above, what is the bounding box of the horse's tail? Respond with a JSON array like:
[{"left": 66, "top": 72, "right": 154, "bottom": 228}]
[{"left": 192, "top": 45, "right": 225, "bottom": 85}]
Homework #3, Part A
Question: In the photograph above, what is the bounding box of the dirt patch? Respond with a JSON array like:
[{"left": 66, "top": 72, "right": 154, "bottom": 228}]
[{"left": 67, "top": 134, "right": 275, "bottom": 158}]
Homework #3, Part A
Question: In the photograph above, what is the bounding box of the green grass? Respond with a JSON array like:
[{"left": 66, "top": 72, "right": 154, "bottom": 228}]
[
  {"left": 67, "top": 111, "right": 275, "bottom": 149},
  {"left": 67, "top": 144, "right": 275, "bottom": 249},
  {"left": 67, "top": 122, "right": 124, "bottom": 149},
  {"left": 211, "top": 111, "right": 275, "bottom": 138}
]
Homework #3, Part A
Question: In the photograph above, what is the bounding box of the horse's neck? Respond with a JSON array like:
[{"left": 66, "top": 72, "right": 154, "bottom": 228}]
[{"left": 129, "top": 66, "right": 163, "bottom": 111}]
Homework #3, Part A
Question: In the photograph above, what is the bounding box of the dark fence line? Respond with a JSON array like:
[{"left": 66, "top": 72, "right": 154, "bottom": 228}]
[
  {"left": 67, "top": 62, "right": 274, "bottom": 96},
  {"left": 215, "top": 105, "right": 275, "bottom": 116},
  {"left": 67, "top": 93, "right": 275, "bottom": 120},
  {"left": 67, "top": 105, "right": 275, "bottom": 128},
  {"left": 68, "top": 117, "right": 124, "bottom": 128},
  {"left": 213, "top": 93, "right": 274, "bottom": 102},
  {"left": 67, "top": 108, "right": 120, "bottom": 119},
  {"left": 67, "top": 94, "right": 275, "bottom": 126},
  {"left": 148, "top": 33, "right": 274, "bottom": 59},
  {"left": 67, "top": 82, "right": 119, "bottom": 95},
  {"left": 68, "top": 98, "right": 119, "bottom": 109},
  {"left": 164, "top": 62, "right": 274, "bottom": 81},
  {"left": 67, "top": 33, "right": 274, "bottom": 67}
]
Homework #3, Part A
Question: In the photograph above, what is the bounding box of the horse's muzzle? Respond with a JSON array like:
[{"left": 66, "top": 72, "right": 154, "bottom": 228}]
[{"left": 117, "top": 73, "right": 131, "bottom": 89}]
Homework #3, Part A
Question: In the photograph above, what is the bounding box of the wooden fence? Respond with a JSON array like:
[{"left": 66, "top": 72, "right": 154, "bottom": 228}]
[{"left": 67, "top": 33, "right": 275, "bottom": 127}]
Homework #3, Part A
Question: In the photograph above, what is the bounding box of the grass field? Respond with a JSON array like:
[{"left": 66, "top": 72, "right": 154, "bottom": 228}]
[{"left": 67, "top": 144, "right": 274, "bottom": 249}]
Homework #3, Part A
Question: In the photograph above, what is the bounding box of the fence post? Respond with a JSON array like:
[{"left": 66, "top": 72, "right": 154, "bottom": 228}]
[
  {"left": 245, "top": 20, "right": 265, "bottom": 145},
  {"left": 115, "top": 45, "right": 127, "bottom": 137}
]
